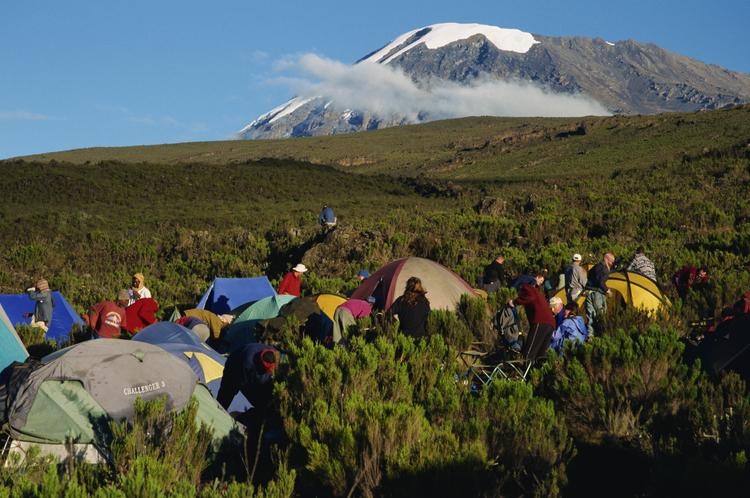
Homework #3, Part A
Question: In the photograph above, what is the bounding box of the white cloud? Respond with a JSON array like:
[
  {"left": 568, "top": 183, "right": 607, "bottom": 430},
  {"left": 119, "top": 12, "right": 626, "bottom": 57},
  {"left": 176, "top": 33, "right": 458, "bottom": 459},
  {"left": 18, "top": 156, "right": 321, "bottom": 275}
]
[
  {"left": 0, "top": 111, "right": 51, "bottom": 121},
  {"left": 270, "top": 53, "right": 610, "bottom": 120}
]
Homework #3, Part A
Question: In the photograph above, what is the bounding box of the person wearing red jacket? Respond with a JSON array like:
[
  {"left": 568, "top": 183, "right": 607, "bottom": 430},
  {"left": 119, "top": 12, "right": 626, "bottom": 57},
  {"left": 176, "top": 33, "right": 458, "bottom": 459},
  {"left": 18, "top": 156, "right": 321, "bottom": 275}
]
[
  {"left": 85, "top": 289, "right": 129, "bottom": 338},
  {"left": 278, "top": 263, "right": 307, "bottom": 296},
  {"left": 509, "top": 283, "right": 556, "bottom": 360},
  {"left": 123, "top": 298, "right": 159, "bottom": 334}
]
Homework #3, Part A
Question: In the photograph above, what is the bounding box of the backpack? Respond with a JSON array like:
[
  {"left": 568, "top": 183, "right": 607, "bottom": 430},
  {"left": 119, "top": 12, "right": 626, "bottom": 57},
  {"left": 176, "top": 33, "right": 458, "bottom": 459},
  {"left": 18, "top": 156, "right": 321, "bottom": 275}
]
[{"left": 494, "top": 306, "right": 520, "bottom": 346}]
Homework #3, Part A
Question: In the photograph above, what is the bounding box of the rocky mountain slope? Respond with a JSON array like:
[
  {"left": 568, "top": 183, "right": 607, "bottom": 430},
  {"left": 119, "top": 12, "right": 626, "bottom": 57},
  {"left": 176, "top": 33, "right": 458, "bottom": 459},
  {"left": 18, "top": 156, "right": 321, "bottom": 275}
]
[{"left": 239, "top": 23, "right": 750, "bottom": 139}]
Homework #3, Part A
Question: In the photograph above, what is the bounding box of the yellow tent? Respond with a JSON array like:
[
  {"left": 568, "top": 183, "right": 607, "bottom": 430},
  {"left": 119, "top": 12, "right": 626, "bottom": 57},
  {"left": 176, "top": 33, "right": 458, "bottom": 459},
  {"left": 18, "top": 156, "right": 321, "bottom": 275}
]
[
  {"left": 313, "top": 294, "right": 347, "bottom": 321},
  {"left": 554, "top": 270, "right": 670, "bottom": 313}
]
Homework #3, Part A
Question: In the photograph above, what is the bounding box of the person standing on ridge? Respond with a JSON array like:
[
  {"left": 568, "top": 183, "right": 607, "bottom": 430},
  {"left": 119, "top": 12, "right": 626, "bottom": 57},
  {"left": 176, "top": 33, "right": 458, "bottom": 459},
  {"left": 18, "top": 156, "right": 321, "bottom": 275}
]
[
  {"left": 278, "top": 263, "right": 308, "bottom": 297},
  {"left": 318, "top": 205, "right": 337, "bottom": 229}
]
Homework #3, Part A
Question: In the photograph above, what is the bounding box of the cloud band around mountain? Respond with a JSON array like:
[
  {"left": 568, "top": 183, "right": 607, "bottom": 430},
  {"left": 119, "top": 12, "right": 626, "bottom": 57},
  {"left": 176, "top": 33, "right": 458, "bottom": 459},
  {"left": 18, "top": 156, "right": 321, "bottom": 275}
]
[{"left": 270, "top": 53, "right": 610, "bottom": 120}]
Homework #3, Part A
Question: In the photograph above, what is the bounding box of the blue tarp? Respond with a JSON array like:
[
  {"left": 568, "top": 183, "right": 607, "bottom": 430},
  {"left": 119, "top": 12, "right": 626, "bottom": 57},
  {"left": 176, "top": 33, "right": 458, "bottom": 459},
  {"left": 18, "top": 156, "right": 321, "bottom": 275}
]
[
  {"left": 196, "top": 277, "right": 276, "bottom": 314},
  {"left": 132, "top": 322, "right": 252, "bottom": 413},
  {"left": 0, "top": 304, "right": 28, "bottom": 373},
  {"left": 0, "top": 292, "right": 84, "bottom": 343}
]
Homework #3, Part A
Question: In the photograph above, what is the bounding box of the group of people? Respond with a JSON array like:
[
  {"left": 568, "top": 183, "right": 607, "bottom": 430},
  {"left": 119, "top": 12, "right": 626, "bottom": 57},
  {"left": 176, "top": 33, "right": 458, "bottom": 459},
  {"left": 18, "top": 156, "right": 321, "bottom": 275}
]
[{"left": 482, "top": 248, "right": 659, "bottom": 360}]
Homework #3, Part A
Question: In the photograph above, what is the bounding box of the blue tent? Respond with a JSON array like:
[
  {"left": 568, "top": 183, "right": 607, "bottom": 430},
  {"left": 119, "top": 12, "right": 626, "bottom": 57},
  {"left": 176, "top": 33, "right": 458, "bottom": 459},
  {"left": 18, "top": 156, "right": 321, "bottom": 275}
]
[
  {"left": 196, "top": 277, "right": 276, "bottom": 314},
  {"left": 0, "top": 292, "right": 83, "bottom": 343},
  {"left": 0, "top": 304, "right": 28, "bottom": 373},
  {"left": 132, "top": 322, "right": 252, "bottom": 413}
]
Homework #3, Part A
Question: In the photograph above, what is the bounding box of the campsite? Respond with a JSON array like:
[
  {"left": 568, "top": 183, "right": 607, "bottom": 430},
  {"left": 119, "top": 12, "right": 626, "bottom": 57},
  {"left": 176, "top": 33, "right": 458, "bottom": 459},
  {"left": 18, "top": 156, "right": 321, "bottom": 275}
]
[
  {"left": 3, "top": 0, "right": 750, "bottom": 492},
  {"left": 0, "top": 106, "right": 748, "bottom": 496}
]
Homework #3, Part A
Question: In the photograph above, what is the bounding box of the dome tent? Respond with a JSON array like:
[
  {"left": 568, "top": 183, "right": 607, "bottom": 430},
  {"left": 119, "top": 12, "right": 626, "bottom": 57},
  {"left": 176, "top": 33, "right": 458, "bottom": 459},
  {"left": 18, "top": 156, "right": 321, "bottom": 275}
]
[
  {"left": 2, "top": 339, "right": 236, "bottom": 463},
  {"left": 132, "top": 322, "right": 252, "bottom": 413},
  {"left": 554, "top": 270, "right": 670, "bottom": 313},
  {"left": 196, "top": 277, "right": 277, "bottom": 314},
  {"left": 351, "top": 257, "right": 477, "bottom": 311},
  {"left": 223, "top": 294, "right": 297, "bottom": 352}
]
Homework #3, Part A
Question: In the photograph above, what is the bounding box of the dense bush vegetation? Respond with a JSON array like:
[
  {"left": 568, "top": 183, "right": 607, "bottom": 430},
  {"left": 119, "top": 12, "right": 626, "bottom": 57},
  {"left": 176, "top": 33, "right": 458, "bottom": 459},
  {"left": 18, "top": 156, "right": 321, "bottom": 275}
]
[{"left": 2, "top": 109, "right": 750, "bottom": 495}]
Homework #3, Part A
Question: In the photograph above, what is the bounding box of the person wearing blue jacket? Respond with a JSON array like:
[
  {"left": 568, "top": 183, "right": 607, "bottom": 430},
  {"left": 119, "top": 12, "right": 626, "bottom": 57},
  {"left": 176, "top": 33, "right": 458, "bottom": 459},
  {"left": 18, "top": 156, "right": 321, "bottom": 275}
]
[
  {"left": 318, "top": 205, "right": 337, "bottom": 228},
  {"left": 550, "top": 303, "right": 588, "bottom": 353}
]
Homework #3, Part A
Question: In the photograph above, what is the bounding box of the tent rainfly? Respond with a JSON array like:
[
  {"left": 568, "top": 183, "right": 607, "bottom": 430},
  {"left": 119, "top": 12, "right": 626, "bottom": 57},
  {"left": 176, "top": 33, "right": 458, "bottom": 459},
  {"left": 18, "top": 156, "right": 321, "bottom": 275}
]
[{"left": 196, "top": 277, "right": 277, "bottom": 314}]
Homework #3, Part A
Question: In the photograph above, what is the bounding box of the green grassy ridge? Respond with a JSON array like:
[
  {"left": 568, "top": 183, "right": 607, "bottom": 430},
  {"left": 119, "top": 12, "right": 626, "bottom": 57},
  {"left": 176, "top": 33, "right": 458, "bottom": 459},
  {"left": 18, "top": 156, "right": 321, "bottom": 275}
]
[{"left": 15, "top": 106, "right": 750, "bottom": 180}]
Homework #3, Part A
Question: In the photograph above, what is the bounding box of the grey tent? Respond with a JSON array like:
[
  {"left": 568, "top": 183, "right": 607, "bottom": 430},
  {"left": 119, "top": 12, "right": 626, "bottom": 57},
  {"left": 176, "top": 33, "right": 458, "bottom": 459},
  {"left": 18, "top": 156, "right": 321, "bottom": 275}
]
[{"left": 3, "top": 339, "right": 236, "bottom": 462}]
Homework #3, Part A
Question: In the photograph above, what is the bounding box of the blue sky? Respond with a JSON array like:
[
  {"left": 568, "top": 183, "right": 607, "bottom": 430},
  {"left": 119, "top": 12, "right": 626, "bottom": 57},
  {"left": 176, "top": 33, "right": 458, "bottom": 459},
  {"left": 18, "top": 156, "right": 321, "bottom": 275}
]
[{"left": 1, "top": 0, "right": 748, "bottom": 159}]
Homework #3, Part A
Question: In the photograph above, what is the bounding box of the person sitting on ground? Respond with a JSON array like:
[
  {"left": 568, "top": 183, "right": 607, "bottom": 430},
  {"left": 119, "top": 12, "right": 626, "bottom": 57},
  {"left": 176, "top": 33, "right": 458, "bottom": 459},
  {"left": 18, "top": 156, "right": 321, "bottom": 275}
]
[
  {"left": 584, "top": 252, "right": 615, "bottom": 337},
  {"left": 509, "top": 282, "right": 555, "bottom": 360},
  {"left": 388, "top": 277, "right": 431, "bottom": 338},
  {"left": 85, "top": 289, "right": 129, "bottom": 338},
  {"left": 627, "top": 246, "right": 657, "bottom": 281},
  {"left": 26, "top": 279, "right": 54, "bottom": 332},
  {"left": 183, "top": 308, "right": 233, "bottom": 341},
  {"left": 128, "top": 272, "right": 152, "bottom": 306},
  {"left": 278, "top": 263, "right": 307, "bottom": 297},
  {"left": 511, "top": 271, "right": 545, "bottom": 290},
  {"left": 549, "top": 296, "right": 565, "bottom": 328},
  {"left": 123, "top": 298, "right": 159, "bottom": 334},
  {"left": 549, "top": 302, "right": 588, "bottom": 353},
  {"left": 217, "top": 343, "right": 280, "bottom": 414},
  {"left": 357, "top": 269, "right": 370, "bottom": 281},
  {"left": 318, "top": 205, "right": 337, "bottom": 228},
  {"left": 481, "top": 255, "right": 506, "bottom": 293},
  {"left": 673, "top": 265, "right": 709, "bottom": 300},
  {"left": 564, "top": 253, "right": 587, "bottom": 304}
]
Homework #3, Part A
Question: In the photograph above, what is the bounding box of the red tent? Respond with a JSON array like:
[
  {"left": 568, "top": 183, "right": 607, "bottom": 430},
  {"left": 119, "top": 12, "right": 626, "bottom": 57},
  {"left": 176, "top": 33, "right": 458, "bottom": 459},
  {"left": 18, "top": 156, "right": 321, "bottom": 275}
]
[{"left": 351, "top": 257, "right": 476, "bottom": 311}]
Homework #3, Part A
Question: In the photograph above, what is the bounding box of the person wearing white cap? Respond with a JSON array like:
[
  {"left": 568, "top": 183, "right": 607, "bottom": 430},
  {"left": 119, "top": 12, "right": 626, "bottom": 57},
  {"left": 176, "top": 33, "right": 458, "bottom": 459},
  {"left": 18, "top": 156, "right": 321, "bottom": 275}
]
[
  {"left": 564, "top": 253, "right": 587, "bottom": 304},
  {"left": 278, "top": 263, "right": 308, "bottom": 297}
]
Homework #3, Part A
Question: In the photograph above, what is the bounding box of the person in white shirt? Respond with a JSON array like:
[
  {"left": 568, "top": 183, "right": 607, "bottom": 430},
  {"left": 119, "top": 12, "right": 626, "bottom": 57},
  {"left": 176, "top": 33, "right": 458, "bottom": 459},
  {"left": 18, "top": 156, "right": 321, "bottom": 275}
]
[{"left": 128, "top": 272, "right": 152, "bottom": 305}]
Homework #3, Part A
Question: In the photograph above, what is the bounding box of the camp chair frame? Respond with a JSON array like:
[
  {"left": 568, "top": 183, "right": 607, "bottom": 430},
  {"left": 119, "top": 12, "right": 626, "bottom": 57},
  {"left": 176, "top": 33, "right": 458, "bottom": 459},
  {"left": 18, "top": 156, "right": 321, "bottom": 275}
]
[{"left": 458, "top": 340, "right": 539, "bottom": 385}]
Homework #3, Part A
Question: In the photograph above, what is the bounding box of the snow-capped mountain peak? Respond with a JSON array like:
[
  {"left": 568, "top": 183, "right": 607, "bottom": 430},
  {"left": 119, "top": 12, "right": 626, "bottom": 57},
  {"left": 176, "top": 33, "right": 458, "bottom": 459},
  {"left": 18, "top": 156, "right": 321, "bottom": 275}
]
[{"left": 362, "top": 23, "right": 539, "bottom": 64}]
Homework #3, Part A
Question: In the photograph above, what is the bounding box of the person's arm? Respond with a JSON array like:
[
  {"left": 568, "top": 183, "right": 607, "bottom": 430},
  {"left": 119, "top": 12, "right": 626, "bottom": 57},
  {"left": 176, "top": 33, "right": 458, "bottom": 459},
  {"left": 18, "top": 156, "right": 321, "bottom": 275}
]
[
  {"left": 513, "top": 285, "right": 534, "bottom": 306},
  {"left": 599, "top": 267, "right": 610, "bottom": 293},
  {"left": 278, "top": 274, "right": 291, "bottom": 295},
  {"left": 217, "top": 371, "right": 241, "bottom": 410},
  {"left": 26, "top": 288, "right": 44, "bottom": 301}
]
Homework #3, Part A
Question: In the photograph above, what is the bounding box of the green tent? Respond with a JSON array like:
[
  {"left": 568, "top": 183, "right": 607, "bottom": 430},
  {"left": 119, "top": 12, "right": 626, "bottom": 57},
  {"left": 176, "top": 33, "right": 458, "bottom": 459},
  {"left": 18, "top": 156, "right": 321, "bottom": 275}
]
[
  {"left": 223, "top": 295, "right": 297, "bottom": 351},
  {"left": 4, "top": 339, "right": 236, "bottom": 462},
  {"left": 0, "top": 304, "right": 28, "bottom": 373}
]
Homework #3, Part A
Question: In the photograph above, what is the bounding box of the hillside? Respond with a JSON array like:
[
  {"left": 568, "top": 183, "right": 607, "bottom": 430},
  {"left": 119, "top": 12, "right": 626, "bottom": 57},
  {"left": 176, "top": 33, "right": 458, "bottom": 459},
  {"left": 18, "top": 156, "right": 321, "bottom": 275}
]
[
  {"left": 18, "top": 105, "right": 750, "bottom": 180},
  {"left": 3, "top": 105, "right": 750, "bottom": 496}
]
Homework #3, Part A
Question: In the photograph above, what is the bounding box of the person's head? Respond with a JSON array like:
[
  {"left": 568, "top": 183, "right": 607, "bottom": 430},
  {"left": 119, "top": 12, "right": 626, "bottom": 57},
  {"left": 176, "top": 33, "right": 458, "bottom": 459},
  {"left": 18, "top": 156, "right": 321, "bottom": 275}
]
[
  {"left": 549, "top": 296, "right": 563, "bottom": 314},
  {"left": 572, "top": 253, "right": 582, "bottom": 264},
  {"left": 403, "top": 276, "right": 426, "bottom": 305},
  {"left": 132, "top": 273, "right": 145, "bottom": 289},
  {"left": 698, "top": 266, "right": 708, "bottom": 279},
  {"left": 534, "top": 271, "right": 545, "bottom": 287},
  {"left": 604, "top": 253, "right": 615, "bottom": 268},
  {"left": 219, "top": 314, "right": 235, "bottom": 329},
  {"left": 564, "top": 302, "right": 579, "bottom": 317},
  {"left": 635, "top": 246, "right": 645, "bottom": 255},
  {"left": 35, "top": 279, "right": 49, "bottom": 292},
  {"left": 292, "top": 263, "right": 308, "bottom": 276},
  {"left": 357, "top": 269, "right": 370, "bottom": 281},
  {"left": 116, "top": 289, "right": 130, "bottom": 307},
  {"left": 258, "top": 348, "right": 278, "bottom": 374},
  {"left": 495, "top": 255, "right": 505, "bottom": 264}
]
